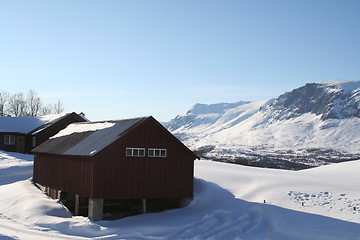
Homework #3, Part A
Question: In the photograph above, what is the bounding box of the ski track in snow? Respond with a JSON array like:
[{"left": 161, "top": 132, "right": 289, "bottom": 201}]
[
  {"left": 0, "top": 212, "right": 83, "bottom": 240},
  {"left": 1, "top": 151, "right": 360, "bottom": 239}
]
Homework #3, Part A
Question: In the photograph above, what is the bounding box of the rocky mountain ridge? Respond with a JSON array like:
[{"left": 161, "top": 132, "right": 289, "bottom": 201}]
[
  {"left": 264, "top": 80, "right": 360, "bottom": 121},
  {"left": 166, "top": 80, "right": 360, "bottom": 169}
]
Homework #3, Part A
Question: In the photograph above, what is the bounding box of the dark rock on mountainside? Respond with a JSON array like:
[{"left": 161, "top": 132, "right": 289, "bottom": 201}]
[
  {"left": 264, "top": 82, "right": 360, "bottom": 121},
  {"left": 166, "top": 80, "right": 360, "bottom": 170}
]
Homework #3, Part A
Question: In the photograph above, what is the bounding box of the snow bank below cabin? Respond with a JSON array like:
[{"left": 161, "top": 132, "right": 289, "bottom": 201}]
[{"left": 0, "top": 152, "right": 360, "bottom": 239}]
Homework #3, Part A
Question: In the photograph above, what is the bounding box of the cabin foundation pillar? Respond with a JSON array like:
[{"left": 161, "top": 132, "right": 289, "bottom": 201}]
[
  {"left": 142, "top": 198, "right": 147, "bottom": 214},
  {"left": 88, "top": 198, "right": 103, "bottom": 221},
  {"left": 75, "top": 195, "right": 80, "bottom": 216},
  {"left": 180, "top": 197, "right": 192, "bottom": 207}
]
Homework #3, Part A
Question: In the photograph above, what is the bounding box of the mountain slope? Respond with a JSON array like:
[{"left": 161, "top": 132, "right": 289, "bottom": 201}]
[
  {"left": 263, "top": 80, "right": 360, "bottom": 121},
  {"left": 166, "top": 80, "right": 360, "bottom": 169},
  {"left": 167, "top": 100, "right": 271, "bottom": 140}
]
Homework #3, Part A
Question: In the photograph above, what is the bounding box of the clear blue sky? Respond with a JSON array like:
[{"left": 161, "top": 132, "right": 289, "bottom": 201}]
[{"left": 1, "top": 0, "right": 359, "bottom": 121}]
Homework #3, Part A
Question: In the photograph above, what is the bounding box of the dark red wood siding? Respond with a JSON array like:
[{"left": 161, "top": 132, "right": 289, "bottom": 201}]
[
  {"left": 33, "top": 153, "right": 94, "bottom": 197},
  {"left": 92, "top": 118, "right": 194, "bottom": 199},
  {"left": 33, "top": 117, "right": 196, "bottom": 200}
]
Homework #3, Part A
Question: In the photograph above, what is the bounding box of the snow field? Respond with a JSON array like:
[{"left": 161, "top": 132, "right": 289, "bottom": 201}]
[
  {"left": 0, "top": 151, "right": 360, "bottom": 239},
  {"left": 195, "top": 160, "right": 360, "bottom": 224},
  {"left": 287, "top": 191, "right": 360, "bottom": 216}
]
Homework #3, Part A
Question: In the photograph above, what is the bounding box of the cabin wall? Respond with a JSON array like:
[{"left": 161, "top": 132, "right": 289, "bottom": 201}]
[
  {"left": 0, "top": 133, "right": 25, "bottom": 153},
  {"left": 33, "top": 153, "right": 94, "bottom": 197},
  {"left": 92, "top": 118, "right": 194, "bottom": 199}
]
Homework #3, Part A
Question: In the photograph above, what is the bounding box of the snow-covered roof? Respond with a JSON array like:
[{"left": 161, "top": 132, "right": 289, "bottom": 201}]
[
  {"left": 0, "top": 114, "right": 67, "bottom": 134},
  {"left": 33, "top": 117, "right": 148, "bottom": 156}
]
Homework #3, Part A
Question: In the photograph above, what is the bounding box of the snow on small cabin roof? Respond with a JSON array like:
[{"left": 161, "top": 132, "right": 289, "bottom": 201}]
[
  {"left": 0, "top": 113, "right": 67, "bottom": 134},
  {"left": 33, "top": 117, "right": 148, "bottom": 156}
]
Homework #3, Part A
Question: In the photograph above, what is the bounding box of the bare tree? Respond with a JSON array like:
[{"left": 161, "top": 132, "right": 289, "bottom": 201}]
[
  {"left": 26, "top": 89, "right": 42, "bottom": 116},
  {"left": 3, "top": 90, "right": 65, "bottom": 117},
  {"left": 8, "top": 93, "right": 27, "bottom": 117},
  {"left": 40, "top": 103, "right": 53, "bottom": 115},
  {"left": 0, "top": 91, "right": 9, "bottom": 116},
  {"left": 53, "top": 100, "right": 64, "bottom": 114}
]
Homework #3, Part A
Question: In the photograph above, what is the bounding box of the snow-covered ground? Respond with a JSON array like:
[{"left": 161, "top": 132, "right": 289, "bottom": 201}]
[{"left": 1, "top": 151, "right": 360, "bottom": 239}]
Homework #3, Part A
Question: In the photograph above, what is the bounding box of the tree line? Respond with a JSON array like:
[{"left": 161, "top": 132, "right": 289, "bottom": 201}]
[{"left": 0, "top": 90, "right": 64, "bottom": 117}]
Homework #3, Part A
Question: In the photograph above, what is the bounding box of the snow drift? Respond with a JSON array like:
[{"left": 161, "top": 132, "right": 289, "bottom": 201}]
[{"left": 1, "top": 151, "right": 360, "bottom": 239}]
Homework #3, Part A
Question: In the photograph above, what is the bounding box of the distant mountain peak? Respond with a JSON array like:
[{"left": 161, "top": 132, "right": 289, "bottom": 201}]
[
  {"left": 187, "top": 101, "right": 252, "bottom": 115},
  {"left": 263, "top": 81, "right": 360, "bottom": 121},
  {"left": 166, "top": 100, "right": 262, "bottom": 134},
  {"left": 318, "top": 80, "right": 360, "bottom": 92},
  {"left": 166, "top": 81, "right": 360, "bottom": 169}
]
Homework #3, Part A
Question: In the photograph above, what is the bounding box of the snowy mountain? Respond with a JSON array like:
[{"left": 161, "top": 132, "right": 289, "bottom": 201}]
[
  {"left": 263, "top": 80, "right": 360, "bottom": 121},
  {"left": 166, "top": 80, "right": 360, "bottom": 169}
]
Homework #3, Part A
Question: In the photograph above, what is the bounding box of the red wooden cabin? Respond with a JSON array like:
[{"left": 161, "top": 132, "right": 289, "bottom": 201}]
[{"left": 33, "top": 116, "right": 199, "bottom": 220}]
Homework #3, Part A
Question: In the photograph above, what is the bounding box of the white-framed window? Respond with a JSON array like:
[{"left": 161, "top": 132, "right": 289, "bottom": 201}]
[
  {"left": 4, "top": 135, "right": 15, "bottom": 145},
  {"left": 148, "top": 148, "right": 167, "bottom": 158},
  {"left": 126, "top": 148, "right": 145, "bottom": 157},
  {"left": 32, "top": 136, "right": 37, "bottom": 147}
]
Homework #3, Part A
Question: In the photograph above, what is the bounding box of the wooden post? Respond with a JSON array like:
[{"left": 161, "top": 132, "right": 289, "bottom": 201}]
[
  {"left": 75, "top": 194, "right": 80, "bottom": 216},
  {"left": 142, "top": 198, "right": 147, "bottom": 214}
]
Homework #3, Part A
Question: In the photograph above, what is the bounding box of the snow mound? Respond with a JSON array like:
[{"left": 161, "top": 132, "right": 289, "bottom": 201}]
[{"left": 1, "top": 152, "right": 360, "bottom": 239}]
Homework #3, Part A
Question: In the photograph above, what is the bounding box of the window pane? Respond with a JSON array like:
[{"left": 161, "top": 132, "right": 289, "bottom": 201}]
[
  {"left": 139, "top": 149, "right": 145, "bottom": 156},
  {"left": 4, "top": 135, "right": 15, "bottom": 145},
  {"left": 161, "top": 149, "right": 166, "bottom": 157},
  {"left": 126, "top": 148, "right": 132, "bottom": 156},
  {"left": 155, "top": 149, "right": 160, "bottom": 157},
  {"left": 148, "top": 149, "right": 154, "bottom": 157},
  {"left": 133, "top": 149, "right": 139, "bottom": 156}
]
